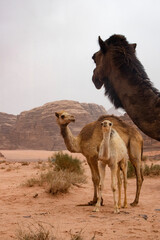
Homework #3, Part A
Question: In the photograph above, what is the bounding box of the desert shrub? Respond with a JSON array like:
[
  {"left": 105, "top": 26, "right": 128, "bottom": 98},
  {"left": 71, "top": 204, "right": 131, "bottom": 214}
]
[
  {"left": 41, "top": 170, "right": 71, "bottom": 194},
  {"left": 21, "top": 162, "right": 30, "bottom": 166},
  {"left": 127, "top": 161, "right": 160, "bottom": 178},
  {"left": 25, "top": 156, "right": 86, "bottom": 194},
  {"left": 25, "top": 178, "right": 40, "bottom": 187},
  {"left": 41, "top": 170, "right": 86, "bottom": 194},
  {"left": 69, "top": 229, "right": 91, "bottom": 240},
  {"left": 143, "top": 164, "right": 160, "bottom": 176},
  {"left": 127, "top": 161, "right": 135, "bottom": 178},
  {"left": 50, "top": 152, "right": 83, "bottom": 174},
  {"left": 16, "top": 223, "right": 55, "bottom": 240},
  {"left": 16, "top": 224, "right": 95, "bottom": 240}
]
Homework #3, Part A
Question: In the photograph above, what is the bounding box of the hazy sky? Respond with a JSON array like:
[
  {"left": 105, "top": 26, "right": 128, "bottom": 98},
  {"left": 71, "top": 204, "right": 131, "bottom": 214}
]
[{"left": 1, "top": 0, "right": 160, "bottom": 114}]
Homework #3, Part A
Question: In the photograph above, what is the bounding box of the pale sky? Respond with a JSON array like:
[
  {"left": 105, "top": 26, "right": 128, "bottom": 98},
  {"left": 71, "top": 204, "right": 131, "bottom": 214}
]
[{"left": 1, "top": 0, "right": 160, "bottom": 114}]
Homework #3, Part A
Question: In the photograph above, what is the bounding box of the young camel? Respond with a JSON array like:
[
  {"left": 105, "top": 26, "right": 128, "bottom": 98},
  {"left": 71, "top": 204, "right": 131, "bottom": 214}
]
[
  {"left": 55, "top": 110, "right": 143, "bottom": 206},
  {"left": 93, "top": 120, "right": 128, "bottom": 213}
]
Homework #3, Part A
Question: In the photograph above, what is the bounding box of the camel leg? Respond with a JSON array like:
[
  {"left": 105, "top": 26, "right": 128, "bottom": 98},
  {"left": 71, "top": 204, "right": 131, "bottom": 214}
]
[
  {"left": 131, "top": 161, "right": 143, "bottom": 206},
  {"left": 87, "top": 157, "right": 100, "bottom": 205},
  {"left": 93, "top": 182, "right": 102, "bottom": 212},
  {"left": 93, "top": 161, "right": 106, "bottom": 212},
  {"left": 120, "top": 161, "right": 128, "bottom": 208},
  {"left": 110, "top": 164, "right": 119, "bottom": 214},
  {"left": 117, "top": 165, "right": 122, "bottom": 209},
  {"left": 129, "top": 140, "right": 143, "bottom": 206}
]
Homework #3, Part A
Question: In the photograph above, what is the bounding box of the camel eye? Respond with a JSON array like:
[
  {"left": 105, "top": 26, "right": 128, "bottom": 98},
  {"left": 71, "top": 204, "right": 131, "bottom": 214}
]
[
  {"left": 61, "top": 115, "right": 65, "bottom": 119},
  {"left": 109, "top": 123, "right": 112, "bottom": 126}
]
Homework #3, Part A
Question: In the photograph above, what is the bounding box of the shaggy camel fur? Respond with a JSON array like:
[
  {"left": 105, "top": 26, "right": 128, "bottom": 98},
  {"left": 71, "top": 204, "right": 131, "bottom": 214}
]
[
  {"left": 93, "top": 120, "right": 128, "bottom": 213},
  {"left": 55, "top": 111, "right": 143, "bottom": 206},
  {"left": 92, "top": 34, "right": 160, "bottom": 141}
]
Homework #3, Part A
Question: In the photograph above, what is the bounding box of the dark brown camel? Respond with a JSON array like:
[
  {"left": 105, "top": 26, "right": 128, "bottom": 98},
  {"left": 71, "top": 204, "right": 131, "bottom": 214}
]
[{"left": 92, "top": 34, "right": 160, "bottom": 141}]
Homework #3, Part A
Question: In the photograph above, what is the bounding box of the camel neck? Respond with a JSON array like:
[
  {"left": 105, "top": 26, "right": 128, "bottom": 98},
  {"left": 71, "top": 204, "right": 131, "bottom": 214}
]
[
  {"left": 111, "top": 74, "right": 160, "bottom": 140},
  {"left": 100, "top": 130, "right": 111, "bottom": 160},
  {"left": 60, "top": 125, "right": 81, "bottom": 153},
  {"left": 102, "top": 131, "right": 111, "bottom": 141}
]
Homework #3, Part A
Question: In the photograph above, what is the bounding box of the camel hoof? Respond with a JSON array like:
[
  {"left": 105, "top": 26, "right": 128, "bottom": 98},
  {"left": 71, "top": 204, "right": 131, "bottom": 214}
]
[
  {"left": 88, "top": 201, "right": 96, "bottom": 206},
  {"left": 122, "top": 204, "right": 128, "bottom": 209},
  {"left": 130, "top": 201, "right": 138, "bottom": 207},
  {"left": 114, "top": 208, "right": 120, "bottom": 214},
  {"left": 93, "top": 207, "right": 100, "bottom": 212}
]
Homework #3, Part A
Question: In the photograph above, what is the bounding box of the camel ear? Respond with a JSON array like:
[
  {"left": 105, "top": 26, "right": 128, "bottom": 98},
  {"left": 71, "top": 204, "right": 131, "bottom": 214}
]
[
  {"left": 98, "top": 36, "right": 107, "bottom": 54},
  {"left": 130, "top": 43, "right": 137, "bottom": 51},
  {"left": 55, "top": 112, "right": 59, "bottom": 118}
]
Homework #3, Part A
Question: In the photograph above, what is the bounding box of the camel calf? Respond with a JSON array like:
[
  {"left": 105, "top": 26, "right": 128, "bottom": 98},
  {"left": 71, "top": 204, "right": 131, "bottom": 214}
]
[{"left": 94, "top": 120, "right": 128, "bottom": 213}]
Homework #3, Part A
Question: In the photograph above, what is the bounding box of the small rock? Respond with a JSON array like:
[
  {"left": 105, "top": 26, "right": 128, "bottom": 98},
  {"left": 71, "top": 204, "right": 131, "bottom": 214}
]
[
  {"left": 33, "top": 193, "right": 38, "bottom": 198},
  {"left": 139, "top": 214, "right": 148, "bottom": 220}
]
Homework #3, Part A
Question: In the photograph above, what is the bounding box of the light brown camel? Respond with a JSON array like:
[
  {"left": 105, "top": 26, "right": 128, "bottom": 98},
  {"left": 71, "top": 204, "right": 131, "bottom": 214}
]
[
  {"left": 55, "top": 110, "right": 143, "bottom": 206},
  {"left": 94, "top": 120, "right": 128, "bottom": 213},
  {"left": 92, "top": 34, "right": 160, "bottom": 141}
]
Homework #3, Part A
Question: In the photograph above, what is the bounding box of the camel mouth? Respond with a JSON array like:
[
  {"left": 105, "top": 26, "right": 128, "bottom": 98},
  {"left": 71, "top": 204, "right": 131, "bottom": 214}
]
[
  {"left": 92, "top": 76, "right": 103, "bottom": 89},
  {"left": 70, "top": 118, "right": 75, "bottom": 122}
]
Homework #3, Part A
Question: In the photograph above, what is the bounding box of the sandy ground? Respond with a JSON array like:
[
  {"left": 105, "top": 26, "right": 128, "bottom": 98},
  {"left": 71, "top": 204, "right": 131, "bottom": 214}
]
[{"left": 0, "top": 150, "right": 160, "bottom": 240}]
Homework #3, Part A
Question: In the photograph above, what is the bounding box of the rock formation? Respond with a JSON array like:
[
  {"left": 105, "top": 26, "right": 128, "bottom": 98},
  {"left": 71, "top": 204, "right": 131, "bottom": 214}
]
[
  {"left": 0, "top": 113, "right": 17, "bottom": 149},
  {"left": 0, "top": 100, "right": 107, "bottom": 150},
  {"left": 0, "top": 152, "right": 6, "bottom": 160},
  {"left": 0, "top": 100, "right": 159, "bottom": 151}
]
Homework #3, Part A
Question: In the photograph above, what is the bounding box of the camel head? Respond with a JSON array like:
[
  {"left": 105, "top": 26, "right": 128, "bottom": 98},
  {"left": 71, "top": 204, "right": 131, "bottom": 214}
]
[
  {"left": 55, "top": 111, "right": 75, "bottom": 126},
  {"left": 101, "top": 120, "right": 113, "bottom": 133},
  {"left": 92, "top": 35, "right": 137, "bottom": 90}
]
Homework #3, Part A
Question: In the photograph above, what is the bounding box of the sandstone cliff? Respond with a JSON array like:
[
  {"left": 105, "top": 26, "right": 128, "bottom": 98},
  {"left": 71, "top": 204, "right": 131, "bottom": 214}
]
[{"left": 0, "top": 113, "right": 17, "bottom": 149}]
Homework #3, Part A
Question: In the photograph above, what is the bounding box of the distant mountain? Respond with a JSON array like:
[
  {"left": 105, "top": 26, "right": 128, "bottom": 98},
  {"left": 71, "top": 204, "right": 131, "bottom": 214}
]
[
  {"left": 0, "top": 100, "right": 159, "bottom": 151},
  {"left": 0, "top": 100, "right": 107, "bottom": 150}
]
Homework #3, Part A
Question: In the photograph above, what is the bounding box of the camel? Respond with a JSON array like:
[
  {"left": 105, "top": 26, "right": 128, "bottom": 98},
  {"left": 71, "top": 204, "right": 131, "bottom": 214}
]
[
  {"left": 92, "top": 34, "right": 160, "bottom": 141},
  {"left": 93, "top": 120, "right": 128, "bottom": 213},
  {"left": 55, "top": 110, "right": 143, "bottom": 206}
]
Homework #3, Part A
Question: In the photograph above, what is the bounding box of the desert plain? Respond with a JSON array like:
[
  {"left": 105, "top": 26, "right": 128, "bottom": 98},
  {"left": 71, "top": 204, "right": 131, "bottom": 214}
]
[{"left": 0, "top": 150, "right": 159, "bottom": 240}]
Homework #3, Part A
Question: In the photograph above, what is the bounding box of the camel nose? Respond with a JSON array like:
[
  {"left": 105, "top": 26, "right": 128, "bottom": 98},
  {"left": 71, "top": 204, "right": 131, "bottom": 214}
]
[{"left": 101, "top": 122, "right": 107, "bottom": 127}]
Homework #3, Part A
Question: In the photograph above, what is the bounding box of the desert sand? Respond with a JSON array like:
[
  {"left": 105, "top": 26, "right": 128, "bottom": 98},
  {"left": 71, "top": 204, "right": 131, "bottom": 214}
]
[{"left": 0, "top": 150, "right": 159, "bottom": 240}]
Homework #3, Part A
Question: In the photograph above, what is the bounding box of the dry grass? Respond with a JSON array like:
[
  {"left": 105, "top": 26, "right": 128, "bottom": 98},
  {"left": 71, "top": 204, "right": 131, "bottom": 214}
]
[
  {"left": 143, "top": 163, "right": 160, "bottom": 176},
  {"left": 25, "top": 170, "right": 86, "bottom": 194},
  {"left": 25, "top": 152, "right": 87, "bottom": 194},
  {"left": 49, "top": 152, "right": 84, "bottom": 174},
  {"left": 43, "top": 170, "right": 86, "bottom": 194},
  {"left": 0, "top": 160, "right": 6, "bottom": 164},
  {"left": 127, "top": 161, "right": 160, "bottom": 178},
  {"left": 21, "top": 162, "right": 30, "bottom": 166},
  {"left": 16, "top": 224, "right": 95, "bottom": 240},
  {"left": 16, "top": 223, "right": 56, "bottom": 240},
  {"left": 25, "top": 177, "right": 40, "bottom": 187},
  {"left": 5, "top": 164, "right": 20, "bottom": 172}
]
